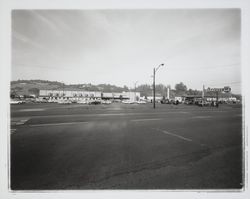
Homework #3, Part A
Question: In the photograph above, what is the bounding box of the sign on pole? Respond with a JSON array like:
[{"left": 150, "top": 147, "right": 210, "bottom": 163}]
[{"left": 206, "top": 86, "right": 231, "bottom": 93}]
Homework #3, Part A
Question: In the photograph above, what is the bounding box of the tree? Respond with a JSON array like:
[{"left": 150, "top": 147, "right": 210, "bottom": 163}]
[
  {"left": 28, "top": 88, "right": 39, "bottom": 96},
  {"left": 123, "top": 85, "right": 129, "bottom": 91},
  {"left": 13, "top": 86, "right": 23, "bottom": 91},
  {"left": 10, "top": 90, "right": 17, "bottom": 99},
  {"left": 175, "top": 82, "right": 187, "bottom": 92},
  {"left": 187, "top": 89, "right": 201, "bottom": 95}
]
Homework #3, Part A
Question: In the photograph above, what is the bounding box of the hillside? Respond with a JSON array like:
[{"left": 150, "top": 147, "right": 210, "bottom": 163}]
[
  {"left": 10, "top": 80, "right": 129, "bottom": 97},
  {"left": 10, "top": 80, "right": 171, "bottom": 98}
]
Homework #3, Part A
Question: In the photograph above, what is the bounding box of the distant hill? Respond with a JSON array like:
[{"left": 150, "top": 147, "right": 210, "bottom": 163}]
[
  {"left": 11, "top": 80, "right": 64, "bottom": 97},
  {"left": 10, "top": 80, "right": 129, "bottom": 97},
  {"left": 10, "top": 80, "right": 171, "bottom": 98}
]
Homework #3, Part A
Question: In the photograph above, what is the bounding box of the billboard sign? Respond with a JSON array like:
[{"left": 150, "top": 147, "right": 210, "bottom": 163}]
[{"left": 206, "top": 86, "right": 231, "bottom": 93}]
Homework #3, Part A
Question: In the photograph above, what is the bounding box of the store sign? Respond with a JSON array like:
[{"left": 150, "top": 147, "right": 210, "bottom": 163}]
[
  {"left": 223, "top": 86, "right": 231, "bottom": 93},
  {"left": 206, "top": 86, "right": 231, "bottom": 93}
]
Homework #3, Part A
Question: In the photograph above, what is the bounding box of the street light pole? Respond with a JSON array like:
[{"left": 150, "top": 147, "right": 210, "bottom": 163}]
[
  {"left": 134, "top": 81, "right": 138, "bottom": 102},
  {"left": 153, "top": 68, "right": 156, "bottom": 108},
  {"left": 153, "top": 63, "right": 164, "bottom": 109}
]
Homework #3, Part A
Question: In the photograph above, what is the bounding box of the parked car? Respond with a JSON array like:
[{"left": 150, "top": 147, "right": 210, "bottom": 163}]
[
  {"left": 184, "top": 100, "right": 194, "bottom": 105},
  {"left": 77, "top": 99, "right": 87, "bottom": 104},
  {"left": 48, "top": 99, "right": 57, "bottom": 103},
  {"left": 122, "top": 100, "right": 135, "bottom": 104},
  {"left": 10, "top": 99, "right": 24, "bottom": 104},
  {"left": 161, "top": 99, "right": 173, "bottom": 104},
  {"left": 58, "top": 100, "right": 72, "bottom": 104},
  {"left": 197, "top": 100, "right": 210, "bottom": 107},
  {"left": 35, "top": 98, "right": 48, "bottom": 103},
  {"left": 24, "top": 98, "right": 36, "bottom": 103},
  {"left": 89, "top": 100, "right": 101, "bottom": 105},
  {"left": 137, "top": 100, "right": 146, "bottom": 104},
  {"left": 101, "top": 100, "right": 112, "bottom": 104},
  {"left": 173, "top": 100, "right": 180, "bottom": 105}
]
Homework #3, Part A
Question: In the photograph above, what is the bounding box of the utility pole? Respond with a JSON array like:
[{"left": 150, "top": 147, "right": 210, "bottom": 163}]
[
  {"left": 202, "top": 85, "right": 205, "bottom": 106},
  {"left": 216, "top": 91, "right": 219, "bottom": 108},
  {"left": 153, "top": 63, "right": 164, "bottom": 109}
]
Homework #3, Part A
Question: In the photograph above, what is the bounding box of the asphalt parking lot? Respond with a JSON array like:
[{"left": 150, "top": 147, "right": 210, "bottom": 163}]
[{"left": 10, "top": 103, "right": 243, "bottom": 190}]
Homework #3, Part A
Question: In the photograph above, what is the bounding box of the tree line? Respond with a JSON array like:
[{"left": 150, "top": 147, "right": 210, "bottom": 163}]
[{"left": 11, "top": 80, "right": 240, "bottom": 99}]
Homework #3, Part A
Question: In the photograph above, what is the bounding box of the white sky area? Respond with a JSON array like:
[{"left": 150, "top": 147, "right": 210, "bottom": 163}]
[{"left": 12, "top": 9, "right": 241, "bottom": 93}]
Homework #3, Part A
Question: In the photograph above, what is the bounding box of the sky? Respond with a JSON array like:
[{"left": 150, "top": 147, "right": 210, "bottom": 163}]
[{"left": 12, "top": 9, "right": 241, "bottom": 93}]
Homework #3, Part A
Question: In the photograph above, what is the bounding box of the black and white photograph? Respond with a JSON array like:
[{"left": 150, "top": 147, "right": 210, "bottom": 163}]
[
  {"left": 10, "top": 8, "right": 243, "bottom": 190},
  {"left": 1, "top": 0, "right": 250, "bottom": 198}
]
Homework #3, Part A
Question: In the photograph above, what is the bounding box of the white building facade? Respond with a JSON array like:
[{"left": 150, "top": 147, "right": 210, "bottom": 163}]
[{"left": 39, "top": 90, "right": 140, "bottom": 101}]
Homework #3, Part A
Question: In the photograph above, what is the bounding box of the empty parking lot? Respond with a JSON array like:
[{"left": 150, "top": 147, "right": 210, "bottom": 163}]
[{"left": 10, "top": 103, "right": 243, "bottom": 190}]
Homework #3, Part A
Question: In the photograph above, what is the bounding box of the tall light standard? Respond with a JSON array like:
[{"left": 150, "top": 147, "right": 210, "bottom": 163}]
[
  {"left": 134, "top": 81, "right": 138, "bottom": 101},
  {"left": 62, "top": 81, "right": 65, "bottom": 100},
  {"left": 153, "top": 63, "right": 164, "bottom": 109}
]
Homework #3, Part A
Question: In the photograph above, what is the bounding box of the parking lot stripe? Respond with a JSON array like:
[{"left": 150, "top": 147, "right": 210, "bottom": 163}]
[
  {"left": 153, "top": 128, "right": 193, "bottom": 142},
  {"left": 29, "top": 121, "right": 90, "bottom": 127},
  {"left": 17, "top": 111, "right": 189, "bottom": 119},
  {"left": 18, "top": 108, "right": 45, "bottom": 112},
  {"left": 191, "top": 116, "right": 212, "bottom": 119},
  {"left": 131, "top": 118, "right": 162, "bottom": 122}
]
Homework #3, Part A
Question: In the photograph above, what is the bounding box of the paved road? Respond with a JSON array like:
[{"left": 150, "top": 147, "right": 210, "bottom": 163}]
[{"left": 10, "top": 103, "right": 243, "bottom": 189}]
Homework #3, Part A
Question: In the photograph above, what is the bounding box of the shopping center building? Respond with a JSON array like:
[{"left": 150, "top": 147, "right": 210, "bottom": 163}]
[{"left": 39, "top": 89, "right": 140, "bottom": 102}]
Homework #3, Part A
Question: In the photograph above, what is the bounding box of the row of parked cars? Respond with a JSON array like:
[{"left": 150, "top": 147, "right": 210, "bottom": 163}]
[
  {"left": 195, "top": 100, "right": 219, "bottom": 107},
  {"left": 185, "top": 100, "right": 237, "bottom": 107},
  {"left": 43, "top": 98, "right": 113, "bottom": 105},
  {"left": 10, "top": 98, "right": 148, "bottom": 105},
  {"left": 10, "top": 98, "right": 112, "bottom": 105},
  {"left": 122, "top": 100, "right": 146, "bottom": 104},
  {"left": 10, "top": 99, "right": 25, "bottom": 104},
  {"left": 160, "top": 99, "right": 220, "bottom": 107},
  {"left": 56, "top": 99, "right": 148, "bottom": 105},
  {"left": 160, "top": 99, "right": 181, "bottom": 105}
]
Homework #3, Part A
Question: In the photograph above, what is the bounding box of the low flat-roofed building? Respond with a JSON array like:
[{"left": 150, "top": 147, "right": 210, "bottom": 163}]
[{"left": 39, "top": 89, "right": 140, "bottom": 101}]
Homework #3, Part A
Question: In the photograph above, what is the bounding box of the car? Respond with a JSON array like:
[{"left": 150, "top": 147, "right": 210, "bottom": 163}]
[
  {"left": 70, "top": 99, "right": 78, "bottom": 103},
  {"left": 58, "top": 100, "right": 72, "bottom": 104},
  {"left": 48, "top": 99, "right": 56, "bottom": 103},
  {"left": 122, "top": 100, "right": 135, "bottom": 104},
  {"left": 137, "top": 100, "right": 146, "bottom": 104},
  {"left": 24, "top": 98, "right": 36, "bottom": 103},
  {"left": 105, "top": 100, "right": 112, "bottom": 104},
  {"left": 89, "top": 100, "right": 101, "bottom": 105},
  {"left": 122, "top": 100, "right": 129, "bottom": 104},
  {"left": 184, "top": 100, "right": 194, "bottom": 105},
  {"left": 173, "top": 100, "right": 180, "bottom": 105},
  {"left": 10, "top": 99, "right": 24, "bottom": 104},
  {"left": 35, "top": 98, "right": 48, "bottom": 103},
  {"left": 101, "top": 100, "right": 112, "bottom": 104},
  {"left": 161, "top": 99, "right": 172, "bottom": 104},
  {"left": 77, "top": 100, "right": 87, "bottom": 104},
  {"left": 211, "top": 101, "right": 219, "bottom": 107},
  {"left": 197, "top": 100, "right": 210, "bottom": 107}
]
